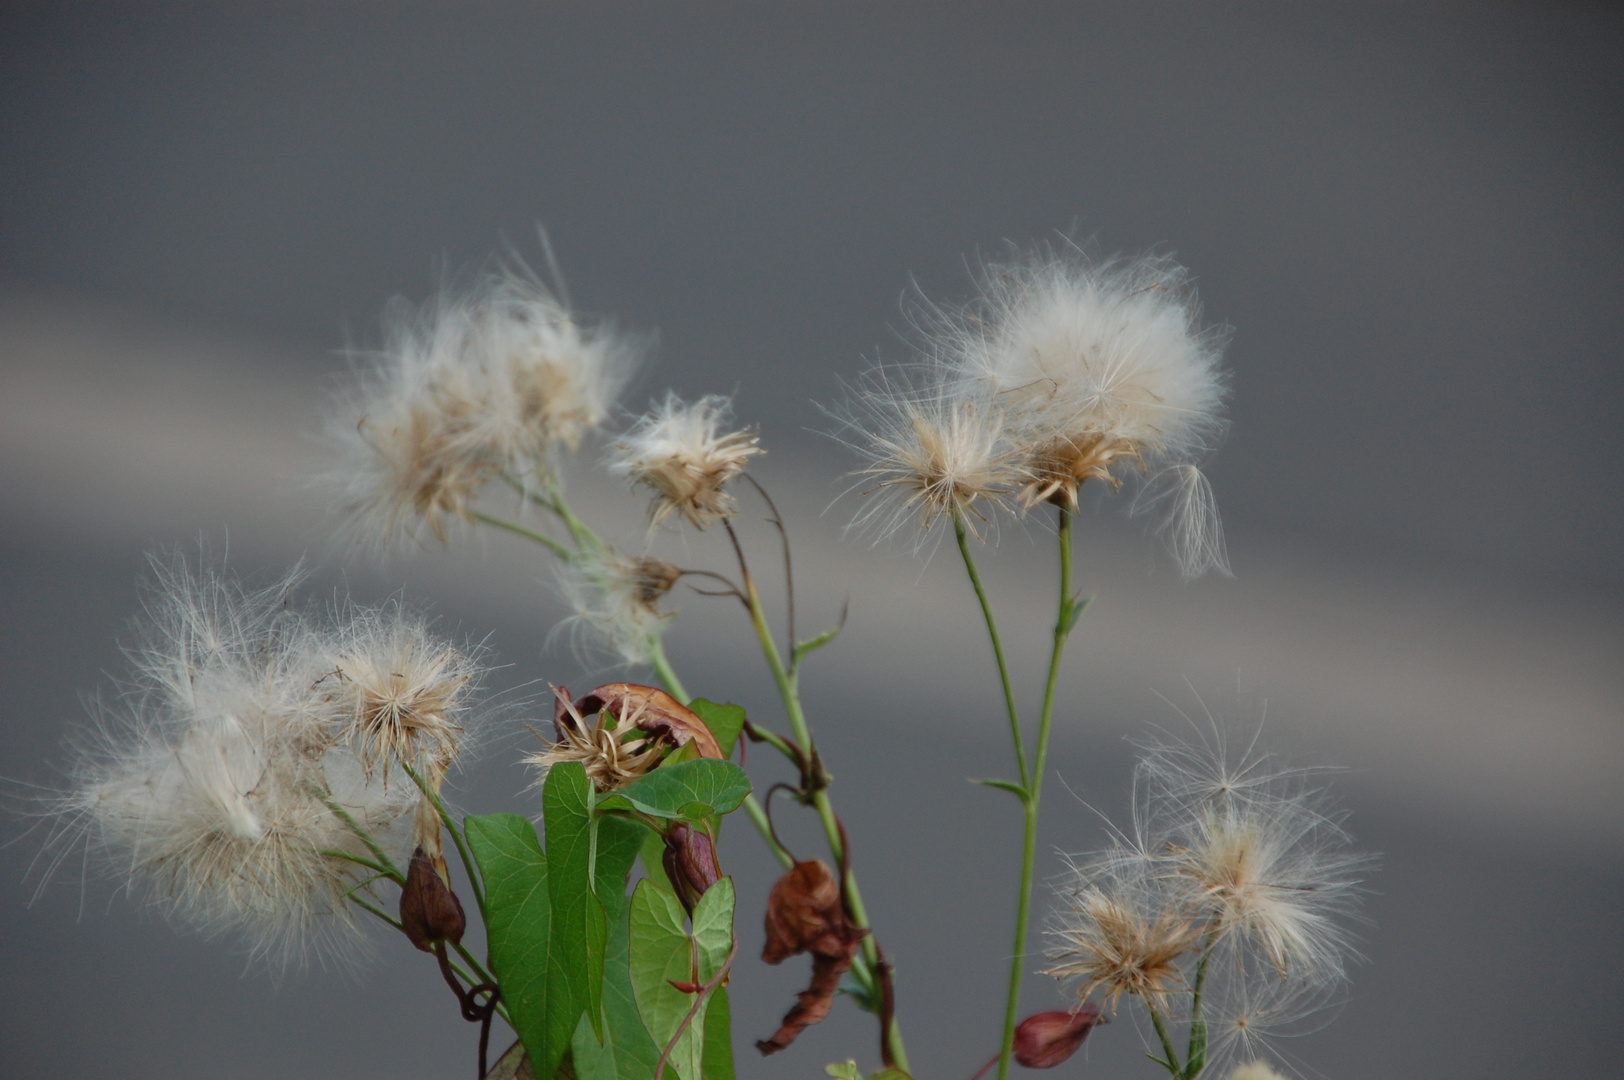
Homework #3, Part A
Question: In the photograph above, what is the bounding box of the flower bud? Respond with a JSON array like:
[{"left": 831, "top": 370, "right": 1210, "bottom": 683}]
[
  {"left": 1012, "top": 1007, "right": 1105, "bottom": 1069},
  {"left": 662, "top": 821, "right": 721, "bottom": 915},
  {"left": 399, "top": 845, "right": 467, "bottom": 952}
]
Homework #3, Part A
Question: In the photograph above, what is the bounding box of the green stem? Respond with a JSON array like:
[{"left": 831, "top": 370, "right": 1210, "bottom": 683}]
[
  {"left": 995, "top": 506, "right": 1078, "bottom": 1080},
  {"left": 647, "top": 637, "right": 689, "bottom": 703},
  {"left": 1148, "top": 1005, "right": 1184, "bottom": 1078},
  {"left": 738, "top": 562, "right": 908, "bottom": 1072},
  {"left": 953, "top": 511, "right": 1028, "bottom": 790},
  {"left": 471, "top": 510, "right": 573, "bottom": 559},
  {"left": 322, "top": 797, "right": 406, "bottom": 882}
]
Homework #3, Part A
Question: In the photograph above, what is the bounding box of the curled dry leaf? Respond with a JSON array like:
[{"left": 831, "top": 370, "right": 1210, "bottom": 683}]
[
  {"left": 756, "top": 859, "right": 868, "bottom": 1056},
  {"left": 566, "top": 682, "right": 724, "bottom": 760}
]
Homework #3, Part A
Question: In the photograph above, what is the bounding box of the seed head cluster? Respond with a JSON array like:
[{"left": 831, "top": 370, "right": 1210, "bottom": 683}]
[
  {"left": 39, "top": 557, "right": 486, "bottom": 967},
  {"left": 328, "top": 266, "right": 647, "bottom": 548},
  {"left": 609, "top": 392, "right": 762, "bottom": 530},
  {"left": 835, "top": 245, "right": 1230, "bottom": 576},
  {"left": 554, "top": 546, "right": 682, "bottom": 665},
  {"left": 1043, "top": 729, "right": 1371, "bottom": 1071}
]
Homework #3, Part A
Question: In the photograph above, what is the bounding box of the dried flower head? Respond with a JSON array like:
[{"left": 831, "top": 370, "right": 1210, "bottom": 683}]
[
  {"left": 1045, "top": 720, "right": 1370, "bottom": 1069},
  {"left": 1043, "top": 852, "right": 1205, "bottom": 1012},
  {"left": 34, "top": 557, "right": 484, "bottom": 967},
  {"left": 314, "top": 604, "right": 479, "bottom": 783},
  {"left": 554, "top": 546, "right": 681, "bottom": 665},
  {"left": 525, "top": 687, "right": 670, "bottom": 792},
  {"left": 609, "top": 392, "right": 762, "bottom": 529},
  {"left": 327, "top": 263, "right": 647, "bottom": 548},
  {"left": 924, "top": 245, "right": 1230, "bottom": 576},
  {"left": 830, "top": 366, "right": 1024, "bottom": 546}
]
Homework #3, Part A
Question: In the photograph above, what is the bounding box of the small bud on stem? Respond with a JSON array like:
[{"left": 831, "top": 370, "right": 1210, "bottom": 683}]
[{"left": 662, "top": 822, "right": 722, "bottom": 915}]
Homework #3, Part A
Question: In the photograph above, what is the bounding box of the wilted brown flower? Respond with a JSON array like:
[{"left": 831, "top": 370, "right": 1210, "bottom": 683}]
[
  {"left": 756, "top": 859, "right": 868, "bottom": 1056},
  {"left": 524, "top": 683, "right": 722, "bottom": 792}
]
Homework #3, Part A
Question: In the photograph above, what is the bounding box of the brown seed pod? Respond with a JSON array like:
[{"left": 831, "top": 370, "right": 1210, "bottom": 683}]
[{"left": 399, "top": 846, "right": 467, "bottom": 953}]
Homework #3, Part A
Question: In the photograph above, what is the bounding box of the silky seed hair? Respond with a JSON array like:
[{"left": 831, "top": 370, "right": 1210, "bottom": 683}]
[
  {"left": 326, "top": 263, "right": 648, "bottom": 550},
  {"left": 926, "top": 244, "right": 1232, "bottom": 576},
  {"left": 33, "top": 556, "right": 487, "bottom": 969},
  {"left": 608, "top": 392, "right": 763, "bottom": 530}
]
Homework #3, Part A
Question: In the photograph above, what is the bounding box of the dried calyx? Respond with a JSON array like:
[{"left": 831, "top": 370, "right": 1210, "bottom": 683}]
[{"left": 524, "top": 682, "right": 722, "bottom": 792}]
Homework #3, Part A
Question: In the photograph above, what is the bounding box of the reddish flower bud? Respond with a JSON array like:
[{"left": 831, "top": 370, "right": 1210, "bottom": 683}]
[
  {"left": 662, "top": 822, "right": 722, "bottom": 915},
  {"left": 1013, "top": 1007, "right": 1105, "bottom": 1069},
  {"left": 399, "top": 845, "right": 467, "bottom": 953}
]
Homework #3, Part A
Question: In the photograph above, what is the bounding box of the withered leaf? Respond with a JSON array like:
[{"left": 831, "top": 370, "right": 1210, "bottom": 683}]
[{"left": 756, "top": 859, "right": 868, "bottom": 1055}]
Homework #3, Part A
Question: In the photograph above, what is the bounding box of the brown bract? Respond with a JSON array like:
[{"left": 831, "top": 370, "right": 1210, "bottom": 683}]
[
  {"left": 571, "top": 683, "right": 723, "bottom": 761},
  {"left": 1018, "top": 432, "right": 1141, "bottom": 509},
  {"left": 756, "top": 859, "right": 868, "bottom": 1056}
]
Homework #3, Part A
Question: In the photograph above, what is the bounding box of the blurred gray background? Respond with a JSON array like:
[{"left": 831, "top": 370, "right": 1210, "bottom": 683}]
[{"left": 2, "top": 3, "right": 1621, "bottom": 1079}]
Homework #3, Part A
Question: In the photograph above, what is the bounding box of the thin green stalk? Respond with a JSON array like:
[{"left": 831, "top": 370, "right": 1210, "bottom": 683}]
[
  {"left": 646, "top": 638, "right": 689, "bottom": 703},
  {"left": 995, "top": 506, "right": 1078, "bottom": 1080},
  {"left": 953, "top": 511, "right": 1029, "bottom": 789},
  {"left": 737, "top": 565, "right": 908, "bottom": 1072},
  {"left": 471, "top": 510, "right": 573, "bottom": 559},
  {"left": 1148, "top": 1004, "right": 1185, "bottom": 1078},
  {"left": 322, "top": 797, "right": 406, "bottom": 881},
  {"left": 350, "top": 892, "right": 405, "bottom": 931}
]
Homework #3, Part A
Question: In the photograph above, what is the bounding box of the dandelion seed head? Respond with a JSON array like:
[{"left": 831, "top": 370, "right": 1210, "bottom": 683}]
[
  {"left": 609, "top": 392, "right": 762, "bottom": 530},
  {"left": 314, "top": 603, "right": 480, "bottom": 782},
  {"left": 325, "top": 263, "right": 648, "bottom": 550},
  {"left": 554, "top": 547, "right": 681, "bottom": 666},
  {"left": 38, "top": 556, "right": 483, "bottom": 969},
  {"left": 1043, "top": 851, "right": 1203, "bottom": 1013},
  {"left": 830, "top": 366, "right": 1024, "bottom": 547}
]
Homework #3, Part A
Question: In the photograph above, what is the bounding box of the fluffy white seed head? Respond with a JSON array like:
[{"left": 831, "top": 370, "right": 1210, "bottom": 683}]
[
  {"left": 608, "top": 393, "right": 763, "bottom": 530},
  {"left": 1045, "top": 723, "right": 1369, "bottom": 1063},
  {"left": 311, "top": 601, "right": 481, "bottom": 785},
  {"left": 554, "top": 547, "right": 682, "bottom": 665},
  {"left": 326, "top": 264, "right": 647, "bottom": 549},
  {"left": 913, "top": 245, "right": 1230, "bottom": 574},
  {"left": 37, "top": 557, "right": 485, "bottom": 969},
  {"left": 830, "top": 365, "right": 1025, "bottom": 547},
  {"left": 1227, "top": 1062, "right": 1290, "bottom": 1080},
  {"left": 1043, "top": 847, "right": 1205, "bottom": 1013}
]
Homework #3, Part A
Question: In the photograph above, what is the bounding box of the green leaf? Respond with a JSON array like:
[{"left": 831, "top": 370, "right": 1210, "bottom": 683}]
[
  {"left": 687, "top": 699, "right": 745, "bottom": 758},
  {"left": 464, "top": 814, "right": 556, "bottom": 1078},
  {"left": 1183, "top": 1015, "right": 1207, "bottom": 1080},
  {"left": 690, "top": 876, "right": 735, "bottom": 986},
  {"left": 597, "top": 759, "right": 751, "bottom": 821},
  {"left": 545, "top": 763, "right": 609, "bottom": 1045},
  {"left": 636, "top": 827, "right": 671, "bottom": 892},
  {"left": 973, "top": 777, "right": 1028, "bottom": 800},
  {"left": 1061, "top": 593, "right": 1092, "bottom": 635},
  {"left": 629, "top": 880, "right": 702, "bottom": 1080},
  {"left": 825, "top": 1062, "right": 861, "bottom": 1080},
  {"left": 573, "top": 871, "right": 661, "bottom": 1080},
  {"left": 699, "top": 986, "right": 733, "bottom": 1080}
]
